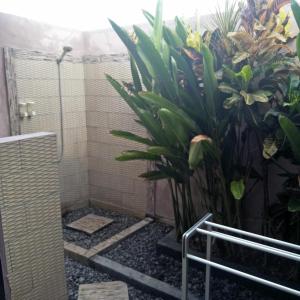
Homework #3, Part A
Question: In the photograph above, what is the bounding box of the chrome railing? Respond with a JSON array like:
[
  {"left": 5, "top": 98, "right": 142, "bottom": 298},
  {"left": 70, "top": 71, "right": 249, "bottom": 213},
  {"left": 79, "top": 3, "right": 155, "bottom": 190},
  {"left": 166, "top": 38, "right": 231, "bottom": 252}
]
[{"left": 182, "top": 213, "right": 300, "bottom": 300}]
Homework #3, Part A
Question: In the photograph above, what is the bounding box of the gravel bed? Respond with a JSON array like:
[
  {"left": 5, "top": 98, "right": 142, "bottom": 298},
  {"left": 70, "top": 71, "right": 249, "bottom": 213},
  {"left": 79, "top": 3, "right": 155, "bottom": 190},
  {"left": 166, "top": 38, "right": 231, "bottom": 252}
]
[
  {"left": 103, "top": 222, "right": 274, "bottom": 300},
  {"left": 65, "top": 256, "right": 164, "bottom": 300},
  {"left": 63, "top": 207, "right": 140, "bottom": 249}
]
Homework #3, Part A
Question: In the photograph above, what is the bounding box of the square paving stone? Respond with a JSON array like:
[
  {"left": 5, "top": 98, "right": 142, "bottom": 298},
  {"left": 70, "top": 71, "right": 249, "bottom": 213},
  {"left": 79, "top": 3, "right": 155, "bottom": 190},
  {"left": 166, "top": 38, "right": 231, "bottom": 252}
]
[
  {"left": 78, "top": 281, "right": 129, "bottom": 300},
  {"left": 66, "top": 214, "right": 113, "bottom": 235}
]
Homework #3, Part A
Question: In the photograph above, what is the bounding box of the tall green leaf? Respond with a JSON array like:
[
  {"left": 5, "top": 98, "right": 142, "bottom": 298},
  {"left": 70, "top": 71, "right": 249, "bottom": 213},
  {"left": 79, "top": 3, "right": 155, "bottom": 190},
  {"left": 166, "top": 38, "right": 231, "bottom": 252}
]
[
  {"left": 279, "top": 115, "right": 300, "bottom": 163},
  {"left": 201, "top": 44, "right": 218, "bottom": 118},
  {"left": 110, "top": 130, "right": 153, "bottom": 146},
  {"left": 130, "top": 56, "right": 142, "bottom": 92},
  {"left": 153, "top": 0, "right": 163, "bottom": 51},
  {"left": 134, "top": 25, "right": 178, "bottom": 101},
  {"left": 139, "top": 91, "right": 198, "bottom": 130},
  {"left": 158, "top": 108, "right": 189, "bottom": 148},
  {"left": 109, "top": 19, "right": 152, "bottom": 90},
  {"left": 175, "top": 17, "right": 188, "bottom": 44},
  {"left": 116, "top": 150, "right": 160, "bottom": 161},
  {"left": 291, "top": 0, "right": 300, "bottom": 29}
]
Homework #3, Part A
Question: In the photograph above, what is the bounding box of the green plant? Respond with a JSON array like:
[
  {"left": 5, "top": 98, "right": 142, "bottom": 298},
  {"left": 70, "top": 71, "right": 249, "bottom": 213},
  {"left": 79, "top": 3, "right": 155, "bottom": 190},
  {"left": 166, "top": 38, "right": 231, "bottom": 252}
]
[{"left": 107, "top": 0, "right": 300, "bottom": 246}]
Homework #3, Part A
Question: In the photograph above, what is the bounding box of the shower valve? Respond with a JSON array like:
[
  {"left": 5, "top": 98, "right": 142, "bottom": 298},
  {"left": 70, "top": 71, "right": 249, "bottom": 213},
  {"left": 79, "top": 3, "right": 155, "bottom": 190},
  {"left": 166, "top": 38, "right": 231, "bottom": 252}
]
[
  {"left": 19, "top": 102, "right": 28, "bottom": 118},
  {"left": 26, "top": 102, "right": 36, "bottom": 117},
  {"left": 18, "top": 102, "right": 36, "bottom": 118}
]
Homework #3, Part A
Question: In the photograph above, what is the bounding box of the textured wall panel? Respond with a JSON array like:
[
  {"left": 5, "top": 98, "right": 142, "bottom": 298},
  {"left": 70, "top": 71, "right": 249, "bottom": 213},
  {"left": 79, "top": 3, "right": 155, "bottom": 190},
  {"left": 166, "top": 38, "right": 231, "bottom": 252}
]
[
  {"left": 0, "top": 132, "right": 67, "bottom": 300},
  {"left": 84, "top": 60, "right": 149, "bottom": 216},
  {"left": 14, "top": 55, "right": 88, "bottom": 210}
]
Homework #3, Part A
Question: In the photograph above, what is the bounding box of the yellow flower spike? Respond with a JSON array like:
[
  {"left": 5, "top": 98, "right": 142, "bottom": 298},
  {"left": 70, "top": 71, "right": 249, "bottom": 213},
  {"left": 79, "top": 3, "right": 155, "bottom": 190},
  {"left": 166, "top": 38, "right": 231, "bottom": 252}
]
[{"left": 186, "top": 31, "right": 201, "bottom": 53}]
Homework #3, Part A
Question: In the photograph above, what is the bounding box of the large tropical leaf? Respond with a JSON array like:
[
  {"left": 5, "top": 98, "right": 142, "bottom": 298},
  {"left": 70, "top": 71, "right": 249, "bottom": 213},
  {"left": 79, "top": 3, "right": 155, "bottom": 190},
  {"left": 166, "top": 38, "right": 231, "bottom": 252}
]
[
  {"left": 175, "top": 17, "right": 188, "bottom": 44},
  {"left": 134, "top": 25, "right": 178, "bottom": 101},
  {"left": 152, "top": 0, "right": 163, "bottom": 52},
  {"left": 279, "top": 115, "right": 300, "bottom": 163},
  {"left": 201, "top": 44, "right": 218, "bottom": 118},
  {"left": 130, "top": 56, "right": 142, "bottom": 92},
  {"left": 109, "top": 19, "right": 151, "bottom": 90},
  {"left": 188, "top": 134, "right": 213, "bottom": 170},
  {"left": 110, "top": 130, "right": 153, "bottom": 146},
  {"left": 116, "top": 150, "right": 160, "bottom": 161},
  {"left": 158, "top": 108, "right": 190, "bottom": 148},
  {"left": 291, "top": 0, "right": 300, "bottom": 29},
  {"left": 139, "top": 91, "right": 198, "bottom": 130}
]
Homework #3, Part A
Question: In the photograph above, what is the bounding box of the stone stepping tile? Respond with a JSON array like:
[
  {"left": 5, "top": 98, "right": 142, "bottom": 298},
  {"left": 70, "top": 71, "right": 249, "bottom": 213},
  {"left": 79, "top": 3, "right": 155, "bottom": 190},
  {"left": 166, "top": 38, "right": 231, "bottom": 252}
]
[
  {"left": 67, "top": 214, "right": 113, "bottom": 235},
  {"left": 78, "top": 281, "right": 129, "bottom": 300}
]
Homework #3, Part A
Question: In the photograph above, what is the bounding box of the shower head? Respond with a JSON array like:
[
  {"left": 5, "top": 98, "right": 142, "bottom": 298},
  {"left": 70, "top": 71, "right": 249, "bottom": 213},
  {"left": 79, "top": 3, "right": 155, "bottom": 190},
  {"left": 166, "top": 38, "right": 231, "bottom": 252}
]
[{"left": 56, "top": 46, "right": 73, "bottom": 64}]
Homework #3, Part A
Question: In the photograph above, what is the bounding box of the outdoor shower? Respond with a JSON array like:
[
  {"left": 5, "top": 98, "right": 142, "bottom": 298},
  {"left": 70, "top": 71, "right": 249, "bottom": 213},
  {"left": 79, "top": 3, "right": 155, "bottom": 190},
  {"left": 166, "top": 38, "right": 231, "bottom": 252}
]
[{"left": 57, "top": 46, "right": 73, "bottom": 161}]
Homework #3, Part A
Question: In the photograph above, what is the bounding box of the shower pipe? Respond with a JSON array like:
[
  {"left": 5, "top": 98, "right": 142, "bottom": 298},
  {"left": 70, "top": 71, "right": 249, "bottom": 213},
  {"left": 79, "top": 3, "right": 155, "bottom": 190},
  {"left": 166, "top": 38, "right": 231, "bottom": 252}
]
[{"left": 56, "top": 46, "right": 72, "bottom": 162}]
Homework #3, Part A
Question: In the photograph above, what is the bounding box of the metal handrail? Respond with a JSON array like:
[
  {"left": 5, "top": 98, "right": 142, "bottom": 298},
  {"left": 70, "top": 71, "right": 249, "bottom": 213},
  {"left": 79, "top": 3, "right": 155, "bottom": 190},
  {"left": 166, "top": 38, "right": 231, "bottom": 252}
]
[{"left": 182, "top": 214, "right": 300, "bottom": 300}]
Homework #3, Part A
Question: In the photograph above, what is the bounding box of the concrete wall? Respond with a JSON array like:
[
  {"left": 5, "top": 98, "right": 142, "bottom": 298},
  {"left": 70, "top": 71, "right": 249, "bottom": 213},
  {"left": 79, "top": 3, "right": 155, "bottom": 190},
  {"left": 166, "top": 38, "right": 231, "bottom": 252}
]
[{"left": 84, "top": 58, "right": 149, "bottom": 217}]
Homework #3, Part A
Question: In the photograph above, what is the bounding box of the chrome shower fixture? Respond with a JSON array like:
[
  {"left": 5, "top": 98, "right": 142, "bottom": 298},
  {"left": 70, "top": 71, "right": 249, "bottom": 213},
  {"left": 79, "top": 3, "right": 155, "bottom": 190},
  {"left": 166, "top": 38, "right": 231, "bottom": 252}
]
[{"left": 56, "top": 45, "right": 73, "bottom": 64}]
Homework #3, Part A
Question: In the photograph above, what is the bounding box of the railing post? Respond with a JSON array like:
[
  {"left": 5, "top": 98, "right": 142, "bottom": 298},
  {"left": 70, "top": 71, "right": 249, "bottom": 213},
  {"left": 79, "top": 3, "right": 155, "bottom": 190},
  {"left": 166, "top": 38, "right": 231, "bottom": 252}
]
[
  {"left": 182, "top": 233, "right": 189, "bottom": 300},
  {"left": 205, "top": 224, "right": 212, "bottom": 300}
]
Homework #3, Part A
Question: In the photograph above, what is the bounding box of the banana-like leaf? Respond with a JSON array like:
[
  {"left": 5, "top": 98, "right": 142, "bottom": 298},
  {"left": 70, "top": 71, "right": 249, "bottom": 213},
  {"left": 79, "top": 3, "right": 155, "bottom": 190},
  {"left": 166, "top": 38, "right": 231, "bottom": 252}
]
[
  {"left": 139, "top": 91, "right": 198, "bottom": 131},
  {"left": 134, "top": 25, "right": 178, "bottom": 101},
  {"left": 130, "top": 56, "right": 142, "bottom": 92},
  {"left": 230, "top": 179, "right": 245, "bottom": 200},
  {"left": 109, "top": 19, "right": 152, "bottom": 90},
  {"left": 201, "top": 44, "right": 218, "bottom": 117},
  {"left": 175, "top": 17, "right": 188, "bottom": 44},
  {"left": 291, "top": 0, "right": 300, "bottom": 29},
  {"left": 110, "top": 130, "right": 153, "bottom": 146},
  {"left": 170, "top": 57, "right": 178, "bottom": 94},
  {"left": 158, "top": 108, "right": 189, "bottom": 148},
  {"left": 137, "top": 109, "right": 167, "bottom": 145},
  {"left": 147, "top": 146, "right": 180, "bottom": 159},
  {"left": 143, "top": 10, "right": 154, "bottom": 26},
  {"left": 162, "top": 40, "right": 171, "bottom": 68},
  {"left": 170, "top": 48, "right": 200, "bottom": 99},
  {"left": 188, "top": 135, "right": 212, "bottom": 169},
  {"left": 297, "top": 34, "right": 300, "bottom": 61},
  {"left": 163, "top": 27, "right": 183, "bottom": 48},
  {"left": 106, "top": 74, "right": 140, "bottom": 114},
  {"left": 153, "top": 0, "right": 163, "bottom": 52},
  {"left": 143, "top": 10, "right": 183, "bottom": 48},
  {"left": 279, "top": 115, "right": 300, "bottom": 163},
  {"left": 116, "top": 150, "right": 160, "bottom": 161}
]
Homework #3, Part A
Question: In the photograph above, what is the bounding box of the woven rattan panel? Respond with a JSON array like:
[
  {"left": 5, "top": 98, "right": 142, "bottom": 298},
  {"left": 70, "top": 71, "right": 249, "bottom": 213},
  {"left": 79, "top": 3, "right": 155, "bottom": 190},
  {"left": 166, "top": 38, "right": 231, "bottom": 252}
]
[
  {"left": 0, "top": 132, "right": 67, "bottom": 300},
  {"left": 84, "top": 61, "right": 149, "bottom": 216},
  {"left": 14, "top": 54, "right": 88, "bottom": 210}
]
